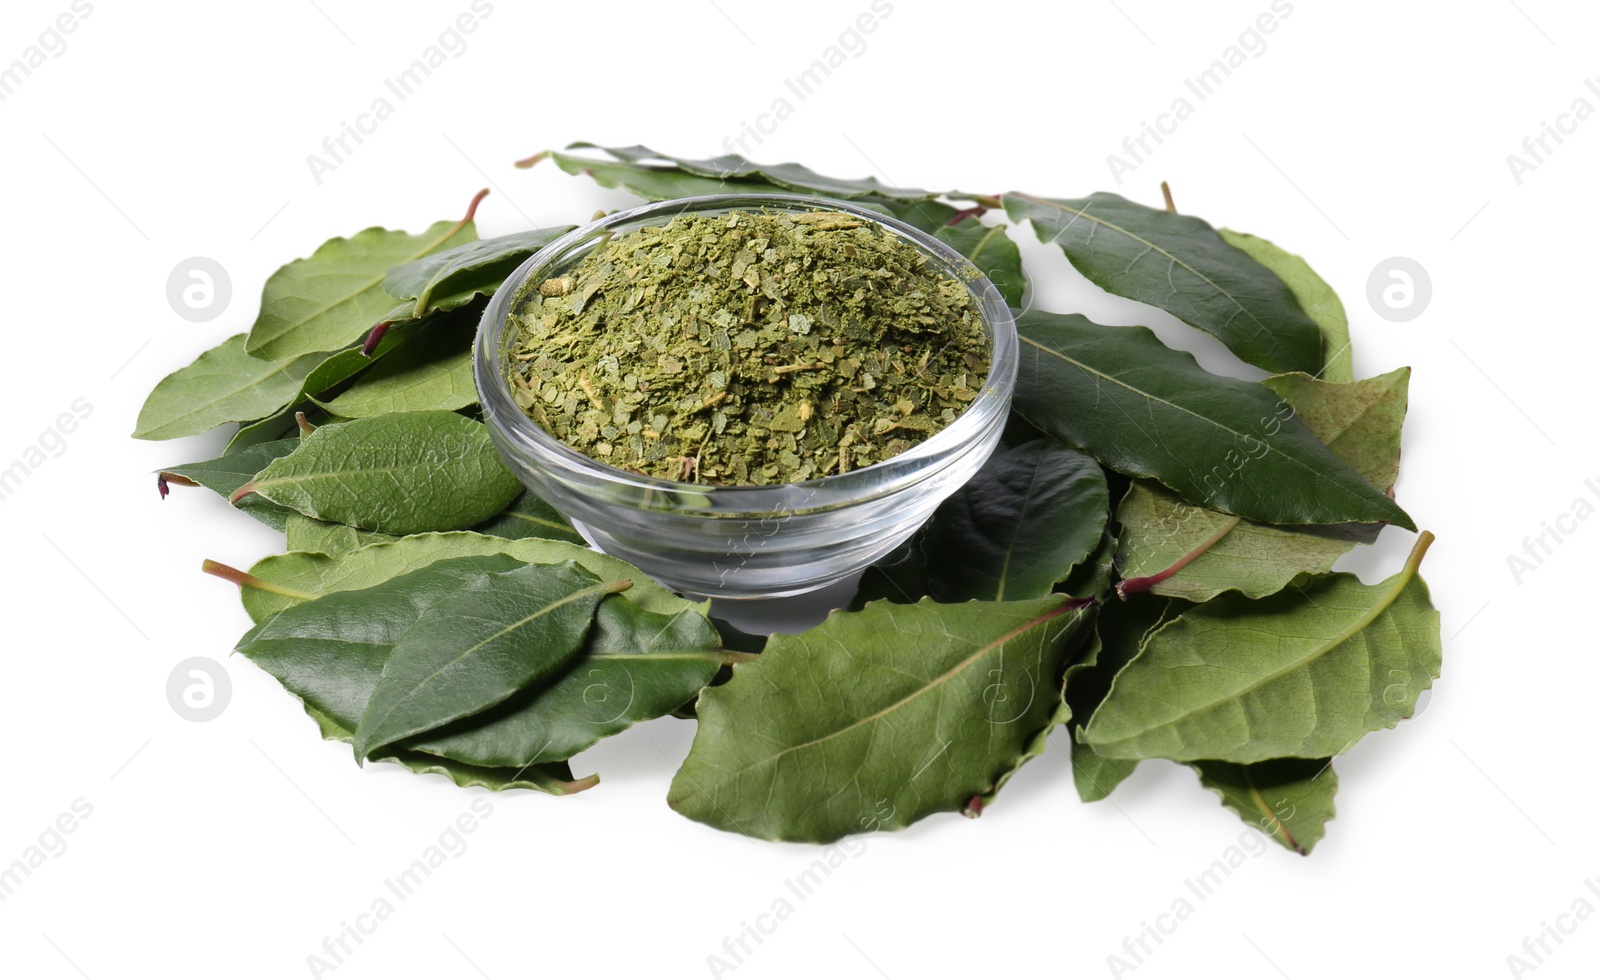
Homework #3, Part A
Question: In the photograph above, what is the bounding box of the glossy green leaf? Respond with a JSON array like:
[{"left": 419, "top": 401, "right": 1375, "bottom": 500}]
[
  {"left": 237, "top": 555, "right": 525, "bottom": 728},
  {"left": 239, "top": 531, "right": 694, "bottom": 623},
  {"left": 133, "top": 334, "right": 321, "bottom": 440},
  {"left": 303, "top": 706, "right": 596, "bottom": 795},
  {"left": 354, "top": 562, "right": 623, "bottom": 759},
  {"left": 1004, "top": 192, "right": 1323, "bottom": 374},
  {"left": 924, "top": 438, "right": 1107, "bottom": 602},
  {"left": 1013, "top": 311, "right": 1415, "bottom": 530},
  {"left": 283, "top": 513, "right": 398, "bottom": 555},
  {"left": 408, "top": 595, "right": 724, "bottom": 766},
  {"left": 470, "top": 490, "right": 584, "bottom": 544},
  {"left": 1083, "top": 534, "right": 1440, "bottom": 763},
  {"left": 382, "top": 227, "right": 574, "bottom": 317},
  {"left": 236, "top": 411, "right": 521, "bottom": 535},
  {"left": 244, "top": 220, "right": 475, "bottom": 361},
  {"left": 1117, "top": 368, "right": 1411, "bottom": 601},
  {"left": 550, "top": 143, "right": 942, "bottom": 202},
  {"left": 669, "top": 596, "right": 1090, "bottom": 842},
  {"left": 1220, "top": 229, "right": 1353, "bottom": 383},
  {"left": 315, "top": 313, "right": 477, "bottom": 417},
  {"left": 158, "top": 438, "right": 300, "bottom": 530},
  {"left": 1191, "top": 758, "right": 1337, "bottom": 854},
  {"left": 934, "top": 218, "right": 1025, "bottom": 307}
]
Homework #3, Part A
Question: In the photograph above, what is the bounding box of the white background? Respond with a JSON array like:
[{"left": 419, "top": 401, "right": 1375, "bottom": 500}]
[{"left": 1, "top": 1, "right": 1594, "bottom": 977}]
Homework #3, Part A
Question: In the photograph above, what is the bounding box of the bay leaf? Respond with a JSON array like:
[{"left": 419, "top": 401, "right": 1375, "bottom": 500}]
[
  {"left": 382, "top": 226, "right": 575, "bottom": 317},
  {"left": 1003, "top": 191, "right": 1323, "bottom": 374},
  {"left": 1219, "top": 229, "right": 1354, "bottom": 383},
  {"left": 923, "top": 438, "right": 1108, "bottom": 602},
  {"left": 353, "top": 562, "right": 625, "bottom": 759},
  {"left": 238, "top": 531, "right": 694, "bottom": 623},
  {"left": 1190, "top": 758, "right": 1337, "bottom": 855},
  {"left": 1083, "top": 534, "right": 1440, "bottom": 763},
  {"left": 669, "top": 596, "right": 1090, "bottom": 842},
  {"left": 1013, "top": 311, "right": 1414, "bottom": 529},
  {"left": 157, "top": 438, "right": 301, "bottom": 531},
  {"left": 1116, "top": 368, "right": 1411, "bottom": 601},
  {"left": 234, "top": 411, "right": 521, "bottom": 535},
  {"left": 934, "top": 218, "right": 1026, "bottom": 307},
  {"left": 469, "top": 490, "right": 584, "bottom": 544},
  {"left": 283, "top": 513, "right": 398, "bottom": 555},
  {"left": 133, "top": 334, "right": 321, "bottom": 440},
  {"left": 546, "top": 142, "right": 942, "bottom": 202},
  {"left": 407, "top": 595, "right": 725, "bottom": 767},
  {"left": 244, "top": 219, "right": 475, "bottom": 361},
  {"left": 237, "top": 554, "right": 526, "bottom": 727},
  {"left": 302, "top": 706, "right": 596, "bottom": 795},
  {"left": 1071, "top": 742, "right": 1138, "bottom": 804},
  {"left": 314, "top": 312, "right": 477, "bottom": 417}
]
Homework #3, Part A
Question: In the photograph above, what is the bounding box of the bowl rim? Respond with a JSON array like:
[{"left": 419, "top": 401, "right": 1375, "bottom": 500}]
[{"left": 474, "top": 192, "right": 1019, "bottom": 507}]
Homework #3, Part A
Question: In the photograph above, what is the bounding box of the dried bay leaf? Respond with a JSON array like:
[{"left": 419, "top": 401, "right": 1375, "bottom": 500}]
[
  {"left": 922, "top": 438, "right": 1108, "bottom": 602},
  {"left": 1116, "top": 368, "right": 1411, "bottom": 601},
  {"left": 353, "top": 562, "right": 624, "bottom": 760},
  {"left": 1013, "top": 311, "right": 1414, "bottom": 530},
  {"left": 669, "top": 597, "right": 1090, "bottom": 842},
  {"left": 1004, "top": 191, "right": 1323, "bottom": 374},
  {"left": 233, "top": 411, "right": 521, "bottom": 535},
  {"left": 1083, "top": 534, "right": 1440, "bottom": 763}
]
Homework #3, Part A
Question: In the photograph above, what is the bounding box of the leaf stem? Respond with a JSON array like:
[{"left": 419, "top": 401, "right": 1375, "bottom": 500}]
[
  {"left": 1161, "top": 181, "right": 1177, "bottom": 214},
  {"left": 513, "top": 149, "right": 551, "bottom": 169},
  {"left": 201, "top": 559, "right": 320, "bottom": 600},
  {"left": 295, "top": 412, "right": 316, "bottom": 437},
  {"left": 156, "top": 472, "right": 199, "bottom": 499},
  {"left": 1117, "top": 516, "right": 1241, "bottom": 598}
]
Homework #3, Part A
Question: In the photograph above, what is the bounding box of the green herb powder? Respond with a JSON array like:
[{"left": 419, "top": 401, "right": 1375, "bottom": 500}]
[{"left": 505, "top": 209, "right": 991, "bottom": 485}]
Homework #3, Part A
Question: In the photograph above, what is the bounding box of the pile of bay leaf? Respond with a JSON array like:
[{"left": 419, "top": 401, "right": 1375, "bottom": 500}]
[{"left": 137, "top": 143, "right": 1440, "bottom": 852}]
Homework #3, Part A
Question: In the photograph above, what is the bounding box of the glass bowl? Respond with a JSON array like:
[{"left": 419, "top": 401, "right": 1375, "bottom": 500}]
[{"left": 475, "top": 194, "right": 1018, "bottom": 599}]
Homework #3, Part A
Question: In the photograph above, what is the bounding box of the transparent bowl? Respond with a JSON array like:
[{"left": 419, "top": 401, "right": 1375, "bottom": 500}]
[{"left": 475, "top": 194, "right": 1018, "bottom": 599}]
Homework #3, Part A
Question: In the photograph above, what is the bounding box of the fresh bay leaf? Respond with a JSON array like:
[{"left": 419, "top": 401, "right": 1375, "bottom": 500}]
[
  {"left": 1220, "top": 229, "right": 1354, "bottom": 383},
  {"left": 669, "top": 596, "right": 1090, "bottom": 842},
  {"left": 238, "top": 531, "right": 694, "bottom": 623},
  {"left": 223, "top": 305, "right": 467, "bottom": 452},
  {"left": 238, "top": 554, "right": 525, "bottom": 727},
  {"left": 1013, "top": 311, "right": 1415, "bottom": 530},
  {"left": 1062, "top": 596, "right": 1183, "bottom": 801},
  {"left": 133, "top": 334, "right": 321, "bottom": 440},
  {"left": 235, "top": 411, "right": 521, "bottom": 535},
  {"left": 1083, "top": 534, "right": 1440, "bottom": 763},
  {"left": 469, "top": 490, "right": 584, "bottom": 544},
  {"left": 353, "top": 562, "right": 624, "bottom": 759},
  {"left": 157, "top": 438, "right": 301, "bottom": 530},
  {"left": 866, "top": 198, "right": 961, "bottom": 234},
  {"left": 244, "top": 220, "right": 475, "bottom": 361},
  {"left": 382, "top": 227, "right": 575, "bottom": 316},
  {"left": 1117, "top": 368, "right": 1411, "bottom": 601},
  {"left": 547, "top": 142, "right": 943, "bottom": 202},
  {"left": 1190, "top": 758, "right": 1337, "bottom": 855},
  {"left": 934, "top": 218, "right": 1025, "bottom": 307},
  {"left": 1059, "top": 528, "right": 1119, "bottom": 602},
  {"left": 314, "top": 312, "right": 477, "bottom": 417},
  {"left": 303, "top": 706, "right": 596, "bottom": 795},
  {"left": 284, "top": 513, "right": 399, "bottom": 555},
  {"left": 1003, "top": 192, "right": 1323, "bottom": 374},
  {"left": 407, "top": 595, "right": 724, "bottom": 767},
  {"left": 923, "top": 438, "right": 1108, "bottom": 602}
]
